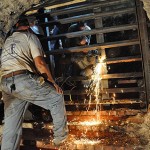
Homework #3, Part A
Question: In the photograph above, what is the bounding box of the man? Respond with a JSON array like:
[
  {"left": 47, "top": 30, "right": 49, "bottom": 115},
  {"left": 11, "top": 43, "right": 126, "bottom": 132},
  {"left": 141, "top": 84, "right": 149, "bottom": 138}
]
[
  {"left": 62, "top": 21, "right": 93, "bottom": 76},
  {"left": 65, "top": 21, "right": 91, "bottom": 47},
  {"left": 0, "top": 18, "right": 68, "bottom": 150}
]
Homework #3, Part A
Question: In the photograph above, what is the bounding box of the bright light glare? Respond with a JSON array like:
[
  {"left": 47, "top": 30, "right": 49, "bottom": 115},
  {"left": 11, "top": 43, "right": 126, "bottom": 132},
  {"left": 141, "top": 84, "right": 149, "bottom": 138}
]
[
  {"left": 79, "top": 120, "right": 102, "bottom": 126},
  {"left": 74, "top": 138, "right": 101, "bottom": 145},
  {"left": 95, "top": 63, "right": 102, "bottom": 75}
]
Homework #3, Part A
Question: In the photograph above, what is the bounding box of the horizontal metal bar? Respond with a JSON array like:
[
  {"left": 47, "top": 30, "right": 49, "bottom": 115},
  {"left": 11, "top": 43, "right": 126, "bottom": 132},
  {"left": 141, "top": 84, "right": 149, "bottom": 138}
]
[
  {"left": 40, "top": 7, "right": 136, "bottom": 26},
  {"left": 106, "top": 55, "right": 142, "bottom": 64},
  {"left": 64, "top": 87, "right": 145, "bottom": 95},
  {"left": 41, "top": 23, "right": 138, "bottom": 40},
  {"left": 65, "top": 100, "right": 143, "bottom": 105},
  {"left": 46, "top": 39, "right": 140, "bottom": 54},
  {"left": 26, "top": 0, "right": 86, "bottom": 15},
  {"left": 102, "top": 72, "right": 143, "bottom": 79},
  {"left": 50, "top": 0, "right": 130, "bottom": 16},
  {"left": 27, "top": 0, "right": 131, "bottom": 17},
  {"left": 117, "top": 79, "right": 137, "bottom": 84},
  {"left": 56, "top": 72, "right": 143, "bottom": 82}
]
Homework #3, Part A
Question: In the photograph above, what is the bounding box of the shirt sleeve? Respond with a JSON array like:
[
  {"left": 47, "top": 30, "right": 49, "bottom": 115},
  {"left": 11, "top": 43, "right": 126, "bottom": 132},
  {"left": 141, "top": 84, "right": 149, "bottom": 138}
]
[{"left": 28, "top": 33, "right": 45, "bottom": 59}]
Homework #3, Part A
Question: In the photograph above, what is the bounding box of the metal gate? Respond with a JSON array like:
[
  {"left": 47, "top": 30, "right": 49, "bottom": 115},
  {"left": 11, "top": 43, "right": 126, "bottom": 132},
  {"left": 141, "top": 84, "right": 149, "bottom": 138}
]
[{"left": 27, "top": 0, "right": 150, "bottom": 112}]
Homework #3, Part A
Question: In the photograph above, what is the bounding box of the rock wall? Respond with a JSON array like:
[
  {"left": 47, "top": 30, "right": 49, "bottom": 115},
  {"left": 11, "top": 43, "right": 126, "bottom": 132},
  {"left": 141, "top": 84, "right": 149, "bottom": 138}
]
[
  {"left": 0, "top": 0, "right": 40, "bottom": 47},
  {"left": 141, "top": 0, "right": 150, "bottom": 20}
]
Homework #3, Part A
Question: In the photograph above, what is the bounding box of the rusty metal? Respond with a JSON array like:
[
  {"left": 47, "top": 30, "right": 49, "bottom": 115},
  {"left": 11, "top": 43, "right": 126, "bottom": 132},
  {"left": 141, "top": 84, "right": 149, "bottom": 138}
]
[{"left": 135, "top": 0, "right": 150, "bottom": 105}]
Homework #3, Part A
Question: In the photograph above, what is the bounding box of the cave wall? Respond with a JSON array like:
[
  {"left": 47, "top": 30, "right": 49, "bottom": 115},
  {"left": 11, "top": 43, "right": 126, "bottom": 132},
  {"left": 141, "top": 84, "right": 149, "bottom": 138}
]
[
  {"left": 0, "top": 0, "right": 40, "bottom": 47},
  {"left": 141, "top": 0, "right": 150, "bottom": 20},
  {"left": 0, "top": 0, "right": 150, "bottom": 149}
]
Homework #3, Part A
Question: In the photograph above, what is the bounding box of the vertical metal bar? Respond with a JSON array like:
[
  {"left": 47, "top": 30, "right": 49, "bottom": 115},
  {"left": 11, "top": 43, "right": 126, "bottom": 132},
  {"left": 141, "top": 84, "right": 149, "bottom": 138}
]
[
  {"left": 135, "top": 0, "right": 150, "bottom": 107},
  {"left": 44, "top": 9, "right": 55, "bottom": 77},
  {"left": 94, "top": 7, "right": 109, "bottom": 99}
]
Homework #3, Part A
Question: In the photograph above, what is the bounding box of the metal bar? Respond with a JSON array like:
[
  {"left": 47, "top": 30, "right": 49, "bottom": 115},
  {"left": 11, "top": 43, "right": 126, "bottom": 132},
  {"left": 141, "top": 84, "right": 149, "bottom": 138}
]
[
  {"left": 27, "top": 0, "right": 130, "bottom": 17},
  {"left": 64, "top": 87, "right": 144, "bottom": 95},
  {"left": 135, "top": 0, "right": 150, "bottom": 104},
  {"left": 117, "top": 79, "right": 137, "bottom": 84},
  {"left": 56, "top": 72, "right": 143, "bottom": 82},
  {"left": 50, "top": 0, "right": 130, "bottom": 16},
  {"left": 45, "top": 39, "right": 140, "bottom": 54},
  {"left": 65, "top": 100, "right": 143, "bottom": 105},
  {"left": 39, "top": 7, "right": 136, "bottom": 25},
  {"left": 26, "top": 0, "right": 86, "bottom": 15},
  {"left": 106, "top": 55, "right": 142, "bottom": 64},
  {"left": 41, "top": 24, "right": 138, "bottom": 40},
  {"left": 45, "top": 0, "right": 86, "bottom": 10},
  {"left": 56, "top": 72, "right": 142, "bottom": 82},
  {"left": 102, "top": 72, "right": 143, "bottom": 79},
  {"left": 26, "top": 2, "right": 88, "bottom": 17}
]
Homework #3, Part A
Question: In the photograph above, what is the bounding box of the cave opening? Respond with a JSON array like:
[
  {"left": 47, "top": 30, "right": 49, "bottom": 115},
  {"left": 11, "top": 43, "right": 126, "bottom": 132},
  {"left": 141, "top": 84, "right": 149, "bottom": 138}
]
[{"left": 0, "top": 0, "right": 150, "bottom": 149}]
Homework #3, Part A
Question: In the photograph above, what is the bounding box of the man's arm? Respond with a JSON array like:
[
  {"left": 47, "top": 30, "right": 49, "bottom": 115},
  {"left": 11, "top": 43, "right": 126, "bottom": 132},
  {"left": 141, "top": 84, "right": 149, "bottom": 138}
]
[{"left": 34, "top": 56, "right": 63, "bottom": 94}]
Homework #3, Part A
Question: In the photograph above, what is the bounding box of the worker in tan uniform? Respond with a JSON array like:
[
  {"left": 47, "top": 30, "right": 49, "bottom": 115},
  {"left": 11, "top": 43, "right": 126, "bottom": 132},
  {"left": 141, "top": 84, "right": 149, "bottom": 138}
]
[{"left": 0, "top": 18, "right": 68, "bottom": 150}]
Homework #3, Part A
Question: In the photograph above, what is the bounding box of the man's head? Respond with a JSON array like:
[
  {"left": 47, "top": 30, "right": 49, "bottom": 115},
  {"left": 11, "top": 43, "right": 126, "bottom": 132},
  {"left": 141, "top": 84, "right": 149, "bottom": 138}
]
[
  {"left": 15, "top": 18, "right": 30, "bottom": 30},
  {"left": 77, "top": 21, "right": 86, "bottom": 31},
  {"left": 15, "top": 17, "right": 44, "bottom": 35},
  {"left": 76, "top": 36, "right": 88, "bottom": 46}
]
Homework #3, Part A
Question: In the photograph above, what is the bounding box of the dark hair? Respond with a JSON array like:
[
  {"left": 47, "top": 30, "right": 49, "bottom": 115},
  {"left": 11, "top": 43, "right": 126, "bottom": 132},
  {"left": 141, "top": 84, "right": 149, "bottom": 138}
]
[
  {"left": 77, "top": 21, "right": 85, "bottom": 27},
  {"left": 16, "top": 18, "right": 29, "bottom": 27}
]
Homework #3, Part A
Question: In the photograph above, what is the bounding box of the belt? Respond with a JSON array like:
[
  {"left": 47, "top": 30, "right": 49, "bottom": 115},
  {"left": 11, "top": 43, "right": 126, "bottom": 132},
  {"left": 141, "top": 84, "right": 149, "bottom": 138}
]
[{"left": 2, "top": 70, "right": 28, "bottom": 79}]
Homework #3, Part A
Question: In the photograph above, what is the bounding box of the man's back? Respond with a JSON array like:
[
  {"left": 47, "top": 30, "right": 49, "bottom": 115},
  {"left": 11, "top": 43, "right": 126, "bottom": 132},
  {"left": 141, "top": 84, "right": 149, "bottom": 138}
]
[{"left": 1, "top": 31, "right": 43, "bottom": 76}]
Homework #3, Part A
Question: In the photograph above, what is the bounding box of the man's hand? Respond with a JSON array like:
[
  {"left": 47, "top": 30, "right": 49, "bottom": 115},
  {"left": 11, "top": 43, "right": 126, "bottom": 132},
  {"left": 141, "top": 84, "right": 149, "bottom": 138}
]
[
  {"left": 34, "top": 56, "right": 63, "bottom": 94},
  {"left": 53, "top": 83, "right": 63, "bottom": 94}
]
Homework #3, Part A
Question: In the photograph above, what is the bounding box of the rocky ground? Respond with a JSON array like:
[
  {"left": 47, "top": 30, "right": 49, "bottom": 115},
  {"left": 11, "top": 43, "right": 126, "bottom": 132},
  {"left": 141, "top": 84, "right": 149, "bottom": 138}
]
[{"left": 0, "top": 108, "right": 149, "bottom": 150}]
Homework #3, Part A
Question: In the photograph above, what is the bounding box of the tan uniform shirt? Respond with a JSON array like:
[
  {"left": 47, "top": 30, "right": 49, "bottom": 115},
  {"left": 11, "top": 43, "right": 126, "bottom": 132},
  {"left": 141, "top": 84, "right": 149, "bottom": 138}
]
[{"left": 1, "top": 31, "right": 44, "bottom": 76}]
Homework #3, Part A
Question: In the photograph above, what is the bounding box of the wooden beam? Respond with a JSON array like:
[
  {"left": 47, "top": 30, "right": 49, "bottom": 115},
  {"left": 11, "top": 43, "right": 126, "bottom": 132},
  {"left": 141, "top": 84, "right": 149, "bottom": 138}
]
[
  {"left": 41, "top": 24, "right": 138, "bottom": 40},
  {"left": 106, "top": 55, "right": 142, "bottom": 64},
  {"left": 45, "top": 39, "right": 140, "bottom": 54},
  {"left": 64, "top": 87, "right": 144, "bottom": 95},
  {"left": 39, "top": 7, "right": 136, "bottom": 25}
]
